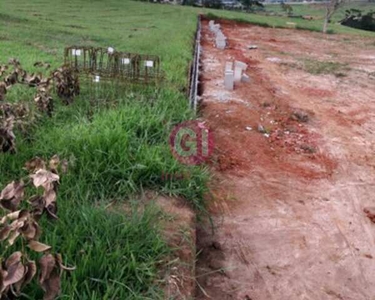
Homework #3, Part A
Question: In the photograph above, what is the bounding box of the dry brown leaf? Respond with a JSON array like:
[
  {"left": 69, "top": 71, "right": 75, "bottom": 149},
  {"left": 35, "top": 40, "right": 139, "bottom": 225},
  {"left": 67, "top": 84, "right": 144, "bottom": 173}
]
[
  {"left": 61, "top": 159, "right": 68, "bottom": 174},
  {"left": 24, "top": 261, "right": 37, "bottom": 286},
  {"left": 8, "top": 58, "right": 20, "bottom": 66},
  {"left": 0, "top": 210, "right": 33, "bottom": 244},
  {"left": 0, "top": 268, "right": 8, "bottom": 293},
  {"left": 34, "top": 86, "right": 53, "bottom": 116},
  {"left": 30, "top": 169, "right": 59, "bottom": 188},
  {"left": 54, "top": 66, "right": 80, "bottom": 105},
  {"left": 3, "top": 252, "right": 25, "bottom": 289},
  {"left": 0, "top": 180, "right": 24, "bottom": 211},
  {"left": 39, "top": 254, "right": 56, "bottom": 284},
  {"left": 0, "top": 225, "right": 12, "bottom": 241},
  {"left": 28, "top": 195, "right": 45, "bottom": 220},
  {"left": 46, "top": 203, "right": 58, "bottom": 220},
  {"left": 5, "top": 252, "right": 22, "bottom": 268},
  {"left": 0, "top": 82, "right": 7, "bottom": 102},
  {"left": 0, "top": 181, "right": 24, "bottom": 200},
  {"left": 25, "top": 157, "right": 46, "bottom": 173},
  {"left": 20, "top": 220, "right": 40, "bottom": 240},
  {"left": 44, "top": 188, "right": 57, "bottom": 207},
  {"left": 13, "top": 260, "right": 37, "bottom": 296},
  {"left": 3, "top": 263, "right": 25, "bottom": 289},
  {"left": 39, "top": 254, "right": 61, "bottom": 300},
  {"left": 28, "top": 240, "right": 51, "bottom": 253},
  {"left": 0, "top": 210, "right": 21, "bottom": 224},
  {"left": 21, "top": 71, "right": 42, "bottom": 87},
  {"left": 4, "top": 72, "right": 18, "bottom": 86},
  {"left": 0, "top": 65, "right": 9, "bottom": 76},
  {"left": 7, "top": 230, "right": 20, "bottom": 246},
  {"left": 42, "top": 268, "right": 60, "bottom": 300},
  {"left": 49, "top": 155, "right": 60, "bottom": 172},
  {"left": 0, "top": 154, "right": 69, "bottom": 298},
  {"left": 9, "top": 218, "right": 24, "bottom": 231},
  {"left": 0, "top": 117, "right": 16, "bottom": 153},
  {"left": 34, "top": 62, "right": 51, "bottom": 69}
]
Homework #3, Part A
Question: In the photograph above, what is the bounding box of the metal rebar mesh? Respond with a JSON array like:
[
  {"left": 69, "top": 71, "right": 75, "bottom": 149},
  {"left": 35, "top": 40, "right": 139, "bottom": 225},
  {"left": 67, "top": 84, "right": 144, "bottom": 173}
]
[{"left": 64, "top": 46, "right": 163, "bottom": 84}]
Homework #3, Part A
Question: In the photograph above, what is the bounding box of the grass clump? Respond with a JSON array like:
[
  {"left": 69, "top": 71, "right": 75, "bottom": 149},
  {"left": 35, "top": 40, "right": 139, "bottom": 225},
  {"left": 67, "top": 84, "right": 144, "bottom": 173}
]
[
  {"left": 23, "top": 204, "right": 169, "bottom": 299},
  {"left": 304, "top": 59, "right": 350, "bottom": 76}
]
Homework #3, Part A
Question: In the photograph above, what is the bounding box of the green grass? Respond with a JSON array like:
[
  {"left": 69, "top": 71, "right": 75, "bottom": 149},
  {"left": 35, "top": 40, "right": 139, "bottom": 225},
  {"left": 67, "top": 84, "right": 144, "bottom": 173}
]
[
  {"left": 4, "top": 204, "right": 169, "bottom": 299},
  {"left": 303, "top": 59, "right": 349, "bottom": 76},
  {"left": 205, "top": 3, "right": 375, "bottom": 35},
  {"left": 264, "top": 2, "right": 375, "bottom": 22},
  {"left": 0, "top": 0, "right": 374, "bottom": 298},
  {"left": 0, "top": 0, "right": 210, "bottom": 298}
]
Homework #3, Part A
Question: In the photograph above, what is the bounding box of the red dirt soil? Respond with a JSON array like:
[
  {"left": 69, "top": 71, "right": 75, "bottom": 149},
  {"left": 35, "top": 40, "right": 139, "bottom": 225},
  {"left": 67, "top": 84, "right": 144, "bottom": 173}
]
[{"left": 196, "top": 19, "right": 375, "bottom": 300}]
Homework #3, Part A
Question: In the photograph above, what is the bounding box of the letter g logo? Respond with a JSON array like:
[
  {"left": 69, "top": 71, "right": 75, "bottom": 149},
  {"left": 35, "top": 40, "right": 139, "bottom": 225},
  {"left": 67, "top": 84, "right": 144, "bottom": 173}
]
[{"left": 169, "top": 121, "right": 213, "bottom": 165}]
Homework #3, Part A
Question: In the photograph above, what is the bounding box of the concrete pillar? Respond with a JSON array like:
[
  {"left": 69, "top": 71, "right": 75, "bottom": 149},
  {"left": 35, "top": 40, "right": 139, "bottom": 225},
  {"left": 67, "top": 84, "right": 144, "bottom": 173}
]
[
  {"left": 224, "top": 71, "right": 234, "bottom": 90},
  {"left": 234, "top": 61, "right": 248, "bottom": 82},
  {"left": 224, "top": 61, "right": 234, "bottom": 90},
  {"left": 225, "top": 62, "right": 233, "bottom": 72},
  {"left": 216, "top": 38, "right": 226, "bottom": 50}
]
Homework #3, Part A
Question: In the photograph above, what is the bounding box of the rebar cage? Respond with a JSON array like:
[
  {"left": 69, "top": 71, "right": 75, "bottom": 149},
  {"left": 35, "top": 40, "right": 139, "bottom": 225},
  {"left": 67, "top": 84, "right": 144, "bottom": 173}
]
[{"left": 64, "top": 46, "right": 163, "bottom": 84}]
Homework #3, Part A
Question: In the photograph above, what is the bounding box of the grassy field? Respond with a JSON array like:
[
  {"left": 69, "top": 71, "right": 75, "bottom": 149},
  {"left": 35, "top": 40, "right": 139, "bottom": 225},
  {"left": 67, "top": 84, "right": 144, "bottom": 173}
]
[
  {"left": 0, "top": 0, "right": 374, "bottom": 299},
  {"left": 208, "top": 2, "right": 375, "bottom": 35},
  {"left": 0, "top": 1, "right": 208, "bottom": 298},
  {"left": 264, "top": 1, "right": 375, "bottom": 21}
]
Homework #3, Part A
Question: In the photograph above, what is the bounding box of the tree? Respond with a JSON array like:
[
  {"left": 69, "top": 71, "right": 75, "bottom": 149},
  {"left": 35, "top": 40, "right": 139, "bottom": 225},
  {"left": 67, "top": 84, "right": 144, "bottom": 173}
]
[
  {"left": 202, "top": 0, "right": 222, "bottom": 9},
  {"left": 323, "top": 0, "right": 344, "bottom": 33},
  {"left": 281, "top": 1, "right": 293, "bottom": 16},
  {"left": 240, "top": 0, "right": 264, "bottom": 12}
]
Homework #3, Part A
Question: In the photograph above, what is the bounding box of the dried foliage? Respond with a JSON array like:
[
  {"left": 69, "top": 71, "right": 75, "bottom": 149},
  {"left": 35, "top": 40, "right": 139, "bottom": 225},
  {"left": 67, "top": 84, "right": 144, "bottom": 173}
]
[
  {"left": 53, "top": 66, "right": 80, "bottom": 105},
  {"left": 0, "top": 156, "right": 74, "bottom": 299},
  {"left": 34, "top": 85, "right": 53, "bottom": 117},
  {"left": 0, "top": 59, "right": 80, "bottom": 153},
  {"left": 34, "top": 62, "right": 51, "bottom": 69},
  {"left": 0, "top": 117, "right": 16, "bottom": 154},
  {"left": 0, "top": 83, "right": 7, "bottom": 102},
  {"left": 0, "top": 58, "right": 80, "bottom": 110},
  {"left": 0, "top": 102, "right": 36, "bottom": 154}
]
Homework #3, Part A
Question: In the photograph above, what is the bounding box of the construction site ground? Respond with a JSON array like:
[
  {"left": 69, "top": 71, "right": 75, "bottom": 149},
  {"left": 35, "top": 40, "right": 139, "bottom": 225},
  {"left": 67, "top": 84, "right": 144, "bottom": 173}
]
[{"left": 196, "top": 18, "right": 375, "bottom": 300}]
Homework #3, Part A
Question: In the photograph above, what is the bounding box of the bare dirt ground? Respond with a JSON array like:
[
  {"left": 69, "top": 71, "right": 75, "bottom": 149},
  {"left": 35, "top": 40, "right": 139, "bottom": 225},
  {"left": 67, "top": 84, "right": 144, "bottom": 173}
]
[{"left": 196, "top": 19, "right": 375, "bottom": 300}]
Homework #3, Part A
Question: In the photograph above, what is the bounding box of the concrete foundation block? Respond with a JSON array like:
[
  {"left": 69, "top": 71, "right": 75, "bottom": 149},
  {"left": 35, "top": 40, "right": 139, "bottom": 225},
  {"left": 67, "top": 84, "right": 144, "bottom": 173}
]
[
  {"left": 241, "top": 73, "right": 250, "bottom": 83},
  {"left": 234, "top": 67, "right": 243, "bottom": 82},
  {"left": 216, "top": 36, "right": 226, "bottom": 49},
  {"left": 235, "top": 60, "right": 248, "bottom": 71},
  {"left": 233, "top": 61, "right": 248, "bottom": 82},
  {"left": 216, "top": 31, "right": 226, "bottom": 39},
  {"left": 211, "top": 24, "right": 221, "bottom": 33},
  {"left": 224, "top": 71, "right": 234, "bottom": 90},
  {"left": 225, "top": 62, "right": 233, "bottom": 72},
  {"left": 216, "top": 42, "right": 226, "bottom": 50}
]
